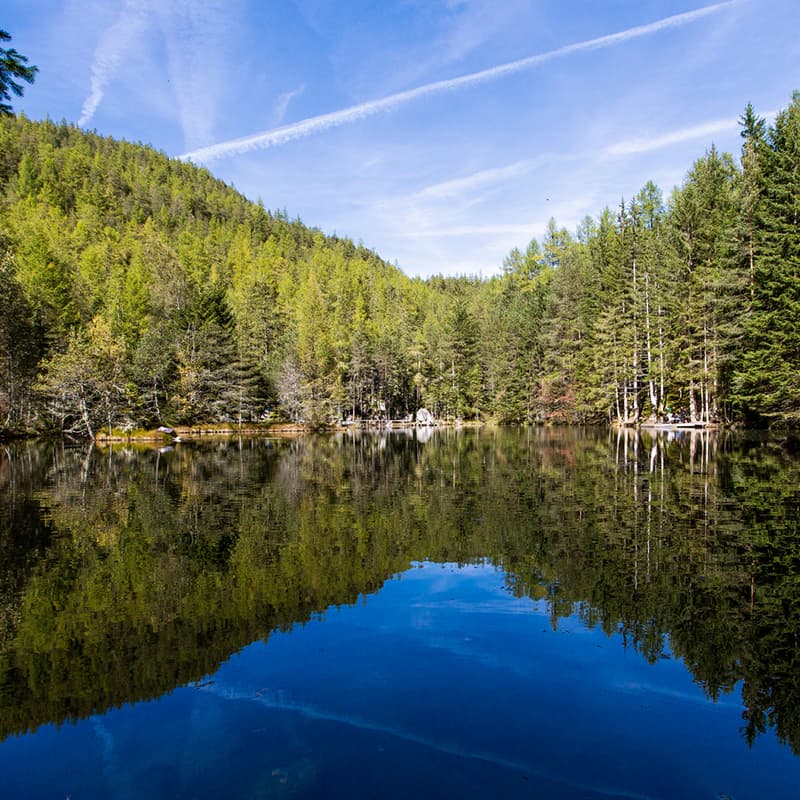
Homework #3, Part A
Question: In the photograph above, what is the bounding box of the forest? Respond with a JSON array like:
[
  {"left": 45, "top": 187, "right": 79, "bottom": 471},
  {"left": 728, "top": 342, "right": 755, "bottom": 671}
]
[{"left": 0, "top": 91, "right": 798, "bottom": 437}]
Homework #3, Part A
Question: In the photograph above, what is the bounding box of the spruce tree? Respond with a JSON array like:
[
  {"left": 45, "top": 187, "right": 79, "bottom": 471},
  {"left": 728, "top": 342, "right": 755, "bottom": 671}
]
[
  {"left": 0, "top": 30, "right": 37, "bottom": 115},
  {"left": 735, "top": 93, "right": 800, "bottom": 422}
]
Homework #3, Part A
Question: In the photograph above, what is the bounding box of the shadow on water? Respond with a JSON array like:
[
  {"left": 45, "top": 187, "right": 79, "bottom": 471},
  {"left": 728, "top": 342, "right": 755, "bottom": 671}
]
[{"left": 0, "top": 426, "right": 799, "bottom": 753}]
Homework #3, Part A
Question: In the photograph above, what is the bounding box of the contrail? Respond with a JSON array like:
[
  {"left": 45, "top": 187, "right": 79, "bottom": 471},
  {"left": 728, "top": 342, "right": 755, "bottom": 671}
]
[
  {"left": 606, "top": 117, "right": 739, "bottom": 157},
  {"left": 607, "top": 107, "right": 778, "bottom": 157},
  {"left": 417, "top": 153, "right": 580, "bottom": 199},
  {"left": 180, "top": 1, "right": 737, "bottom": 163},
  {"left": 418, "top": 106, "right": 777, "bottom": 202},
  {"left": 79, "top": 0, "right": 152, "bottom": 127},
  {"left": 195, "top": 681, "right": 656, "bottom": 800},
  {"left": 158, "top": 0, "right": 232, "bottom": 151}
]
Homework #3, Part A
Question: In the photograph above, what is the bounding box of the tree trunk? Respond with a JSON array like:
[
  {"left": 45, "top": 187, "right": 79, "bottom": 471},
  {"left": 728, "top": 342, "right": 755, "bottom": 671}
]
[
  {"left": 645, "top": 269, "right": 657, "bottom": 416},
  {"left": 80, "top": 395, "right": 94, "bottom": 439}
]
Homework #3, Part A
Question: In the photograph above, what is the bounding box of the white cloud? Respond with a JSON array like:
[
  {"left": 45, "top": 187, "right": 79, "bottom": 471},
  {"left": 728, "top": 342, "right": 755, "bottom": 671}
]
[
  {"left": 400, "top": 224, "right": 537, "bottom": 238},
  {"left": 405, "top": 0, "right": 533, "bottom": 83},
  {"left": 78, "top": 0, "right": 238, "bottom": 144},
  {"left": 180, "top": 1, "right": 738, "bottom": 163},
  {"left": 274, "top": 85, "right": 306, "bottom": 124},
  {"left": 607, "top": 106, "right": 781, "bottom": 158},
  {"left": 414, "top": 106, "right": 770, "bottom": 208},
  {"left": 156, "top": 0, "right": 233, "bottom": 150},
  {"left": 78, "top": 0, "right": 152, "bottom": 127},
  {"left": 417, "top": 153, "right": 579, "bottom": 199},
  {"left": 605, "top": 117, "right": 738, "bottom": 157}
]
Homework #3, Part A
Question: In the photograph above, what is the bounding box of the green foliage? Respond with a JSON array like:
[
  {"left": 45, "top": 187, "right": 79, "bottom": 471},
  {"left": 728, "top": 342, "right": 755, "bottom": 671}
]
[
  {"left": 668, "top": 147, "right": 739, "bottom": 422},
  {"left": 0, "top": 117, "right": 431, "bottom": 433},
  {"left": 0, "top": 30, "right": 37, "bottom": 116},
  {"left": 36, "top": 317, "right": 129, "bottom": 438},
  {"left": 734, "top": 93, "right": 800, "bottom": 422},
  {"left": 0, "top": 246, "right": 43, "bottom": 428},
  {"left": 2, "top": 91, "right": 800, "bottom": 434}
]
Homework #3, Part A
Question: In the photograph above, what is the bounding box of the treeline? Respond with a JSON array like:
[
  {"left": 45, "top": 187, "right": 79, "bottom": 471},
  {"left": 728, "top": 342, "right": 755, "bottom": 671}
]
[
  {"left": 0, "top": 92, "right": 798, "bottom": 435},
  {"left": 479, "top": 92, "right": 799, "bottom": 426}
]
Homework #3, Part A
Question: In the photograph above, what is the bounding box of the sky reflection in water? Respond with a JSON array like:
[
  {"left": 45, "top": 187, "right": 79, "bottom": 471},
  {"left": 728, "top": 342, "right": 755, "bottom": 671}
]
[{"left": 1, "top": 559, "right": 797, "bottom": 800}]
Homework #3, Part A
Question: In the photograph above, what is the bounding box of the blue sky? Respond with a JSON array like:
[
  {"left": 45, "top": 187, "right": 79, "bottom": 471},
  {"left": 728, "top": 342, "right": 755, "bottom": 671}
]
[{"left": 5, "top": 0, "right": 799, "bottom": 277}]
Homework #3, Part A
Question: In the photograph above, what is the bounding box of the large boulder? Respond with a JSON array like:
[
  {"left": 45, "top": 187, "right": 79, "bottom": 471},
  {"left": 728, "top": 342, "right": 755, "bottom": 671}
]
[{"left": 416, "top": 408, "right": 434, "bottom": 425}]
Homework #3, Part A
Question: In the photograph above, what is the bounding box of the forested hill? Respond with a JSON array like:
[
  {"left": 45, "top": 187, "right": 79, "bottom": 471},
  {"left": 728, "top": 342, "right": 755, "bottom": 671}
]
[
  {"left": 1, "top": 93, "right": 799, "bottom": 436},
  {"left": 0, "top": 115, "right": 433, "bottom": 435}
]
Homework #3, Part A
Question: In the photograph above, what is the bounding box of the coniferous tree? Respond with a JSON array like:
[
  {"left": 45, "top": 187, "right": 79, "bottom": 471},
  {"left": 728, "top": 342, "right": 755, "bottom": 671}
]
[
  {"left": 172, "top": 286, "right": 243, "bottom": 423},
  {"left": 0, "top": 246, "right": 43, "bottom": 430},
  {"left": 480, "top": 241, "right": 547, "bottom": 422},
  {"left": 0, "top": 30, "right": 37, "bottom": 115},
  {"left": 735, "top": 93, "right": 800, "bottom": 422},
  {"left": 711, "top": 105, "right": 765, "bottom": 421},
  {"left": 445, "top": 297, "right": 482, "bottom": 419},
  {"left": 669, "top": 148, "right": 738, "bottom": 422}
]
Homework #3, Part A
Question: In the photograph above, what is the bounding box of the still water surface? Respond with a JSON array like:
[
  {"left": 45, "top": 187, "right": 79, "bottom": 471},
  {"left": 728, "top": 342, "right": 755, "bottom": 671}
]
[{"left": 0, "top": 427, "right": 799, "bottom": 798}]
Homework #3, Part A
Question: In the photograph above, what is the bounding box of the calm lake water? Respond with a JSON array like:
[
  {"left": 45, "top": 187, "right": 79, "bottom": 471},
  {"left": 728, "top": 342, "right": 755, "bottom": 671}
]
[{"left": 1, "top": 427, "right": 799, "bottom": 799}]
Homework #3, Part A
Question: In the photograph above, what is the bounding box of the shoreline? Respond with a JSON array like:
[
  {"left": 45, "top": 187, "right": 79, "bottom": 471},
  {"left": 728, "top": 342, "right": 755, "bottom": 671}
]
[
  {"left": 7, "top": 419, "right": 799, "bottom": 446},
  {"left": 636, "top": 421, "right": 722, "bottom": 431},
  {"left": 94, "top": 423, "right": 309, "bottom": 444},
  {"left": 93, "top": 419, "right": 484, "bottom": 444}
]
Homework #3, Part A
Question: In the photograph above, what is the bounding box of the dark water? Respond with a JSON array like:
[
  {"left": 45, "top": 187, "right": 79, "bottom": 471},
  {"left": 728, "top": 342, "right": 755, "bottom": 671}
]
[{"left": 1, "top": 427, "right": 799, "bottom": 799}]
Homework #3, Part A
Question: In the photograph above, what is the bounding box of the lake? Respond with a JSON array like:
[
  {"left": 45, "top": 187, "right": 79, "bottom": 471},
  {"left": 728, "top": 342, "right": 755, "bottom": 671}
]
[{"left": 1, "top": 427, "right": 799, "bottom": 799}]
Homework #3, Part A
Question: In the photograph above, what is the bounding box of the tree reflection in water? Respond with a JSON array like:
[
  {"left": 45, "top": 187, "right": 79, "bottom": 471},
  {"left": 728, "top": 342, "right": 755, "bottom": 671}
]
[{"left": 0, "top": 427, "right": 798, "bottom": 752}]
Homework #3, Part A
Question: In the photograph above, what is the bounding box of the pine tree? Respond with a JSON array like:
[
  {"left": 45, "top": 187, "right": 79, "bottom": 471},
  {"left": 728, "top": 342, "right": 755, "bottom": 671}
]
[
  {"left": 538, "top": 224, "right": 585, "bottom": 419},
  {"left": 445, "top": 297, "right": 482, "bottom": 419},
  {"left": 583, "top": 208, "right": 626, "bottom": 421},
  {"left": 735, "top": 93, "right": 800, "bottom": 422},
  {"left": 172, "top": 286, "right": 244, "bottom": 424},
  {"left": 0, "top": 30, "right": 37, "bottom": 116},
  {"left": 717, "top": 104, "right": 767, "bottom": 419},
  {"left": 668, "top": 148, "right": 738, "bottom": 422}
]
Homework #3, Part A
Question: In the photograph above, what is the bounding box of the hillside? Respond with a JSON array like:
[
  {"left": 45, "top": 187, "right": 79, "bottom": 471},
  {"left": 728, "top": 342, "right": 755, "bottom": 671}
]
[{"left": 0, "top": 116, "right": 435, "bottom": 434}]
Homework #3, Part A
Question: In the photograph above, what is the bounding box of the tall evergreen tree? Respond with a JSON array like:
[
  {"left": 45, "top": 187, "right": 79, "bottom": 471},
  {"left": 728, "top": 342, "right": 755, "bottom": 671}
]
[
  {"left": 735, "top": 93, "right": 800, "bottom": 422},
  {"left": 669, "top": 148, "right": 738, "bottom": 422},
  {"left": 538, "top": 223, "right": 598, "bottom": 420},
  {"left": 716, "top": 105, "right": 767, "bottom": 419}
]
